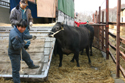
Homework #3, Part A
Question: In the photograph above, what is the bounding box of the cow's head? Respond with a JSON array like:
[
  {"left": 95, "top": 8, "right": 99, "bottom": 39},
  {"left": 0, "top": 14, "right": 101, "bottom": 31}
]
[{"left": 48, "top": 22, "right": 64, "bottom": 37}]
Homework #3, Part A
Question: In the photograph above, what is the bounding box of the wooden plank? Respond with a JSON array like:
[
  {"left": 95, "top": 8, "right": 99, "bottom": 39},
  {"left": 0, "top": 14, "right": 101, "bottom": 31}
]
[
  {"left": 37, "top": 0, "right": 56, "bottom": 18},
  {"left": 44, "top": 42, "right": 51, "bottom": 48},
  {"left": 41, "top": 54, "right": 45, "bottom": 62},
  {"left": 44, "top": 56, "right": 49, "bottom": 63},
  {"left": 44, "top": 48, "right": 50, "bottom": 55},
  {"left": 42, "top": 63, "right": 48, "bottom": 72},
  {"left": 0, "top": 26, "right": 55, "bottom": 80}
]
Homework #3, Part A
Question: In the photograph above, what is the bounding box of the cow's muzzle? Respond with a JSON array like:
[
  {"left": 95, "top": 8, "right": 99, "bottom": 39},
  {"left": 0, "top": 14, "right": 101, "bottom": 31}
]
[
  {"left": 48, "top": 32, "right": 54, "bottom": 37},
  {"left": 48, "top": 29, "right": 63, "bottom": 37}
]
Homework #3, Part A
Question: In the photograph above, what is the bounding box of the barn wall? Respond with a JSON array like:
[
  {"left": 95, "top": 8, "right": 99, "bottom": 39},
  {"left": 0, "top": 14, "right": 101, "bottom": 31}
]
[
  {"left": 121, "top": 9, "right": 125, "bottom": 22},
  {"left": 0, "top": 6, "right": 10, "bottom": 24}
]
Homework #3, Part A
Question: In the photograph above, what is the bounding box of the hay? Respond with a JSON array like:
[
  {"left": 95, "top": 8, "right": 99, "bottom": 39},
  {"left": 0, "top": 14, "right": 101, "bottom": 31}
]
[
  {"left": 45, "top": 48, "right": 114, "bottom": 83},
  {"left": 0, "top": 47, "right": 115, "bottom": 83},
  {"left": 109, "top": 25, "right": 125, "bottom": 81},
  {"left": 0, "top": 78, "right": 13, "bottom": 83}
]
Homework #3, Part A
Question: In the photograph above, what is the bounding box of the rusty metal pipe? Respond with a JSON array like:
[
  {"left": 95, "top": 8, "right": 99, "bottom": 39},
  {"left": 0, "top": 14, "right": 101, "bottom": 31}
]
[
  {"left": 116, "top": 0, "right": 121, "bottom": 78},
  {"left": 99, "top": 6, "right": 101, "bottom": 24},
  {"left": 106, "top": 0, "right": 109, "bottom": 59},
  {"left": 102, "top": 11, "right": 104, "bottom": 50}
]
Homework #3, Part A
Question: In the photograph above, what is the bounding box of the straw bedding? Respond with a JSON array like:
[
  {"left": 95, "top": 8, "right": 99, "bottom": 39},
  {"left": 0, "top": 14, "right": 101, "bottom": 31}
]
[{"left": 0, "top": 47, "right": 116, "bottom": 83}]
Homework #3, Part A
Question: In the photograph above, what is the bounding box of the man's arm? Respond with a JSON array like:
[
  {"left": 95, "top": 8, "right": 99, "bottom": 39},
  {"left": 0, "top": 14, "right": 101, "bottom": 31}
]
[
  {"left": 11, "top": 36, "right": 24, "bottom": 50},
  {"left": 80, "top": 22, "right": 87, "bottom": 24},
  {"left": 27, "top": 9, "right": 33, "bottom": 23},
  {"left": 24, "top": 34, "right": 36, "bottom": 40},
  {"left": 75, "top": 21, "right": 79, "bottom": 25},
  {"left": 24, "top": 34, "right": 32, "bottom": 39},
  {"left": 9, "top": 8, "right": 19, "bottom": 26}
]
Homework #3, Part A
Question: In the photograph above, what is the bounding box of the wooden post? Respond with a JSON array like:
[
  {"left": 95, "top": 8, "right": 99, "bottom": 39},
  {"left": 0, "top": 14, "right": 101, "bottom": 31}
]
[
  {"left": 106, "top": 0, "right": 109, "bottom": 59},
  {"left": 102, "top": 11, "right": 104, "bottom": 51},
  {"left": 116, "top": 0, "right": 121, "bottom": 78}
]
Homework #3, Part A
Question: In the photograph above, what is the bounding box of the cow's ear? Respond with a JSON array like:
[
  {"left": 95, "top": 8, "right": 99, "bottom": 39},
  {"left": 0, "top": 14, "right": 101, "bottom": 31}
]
[
  {"left": 60, "top": 22, "right": 64, "bottom": 30},
  {"left": 61, "top": 25, "right": 64, "bottom": 30},
  {"left": 61, "top": 26, "right": 64, "bottom": 30}
]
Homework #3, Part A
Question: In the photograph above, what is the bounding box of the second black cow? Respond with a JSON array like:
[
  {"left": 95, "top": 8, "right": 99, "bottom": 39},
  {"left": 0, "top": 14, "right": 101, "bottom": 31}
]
[
  {"left": 48, "top": 22, "right": 91, "bottom": 67},
  {"left": 79, "top": 24, "right": 94, "bottom": 56}
]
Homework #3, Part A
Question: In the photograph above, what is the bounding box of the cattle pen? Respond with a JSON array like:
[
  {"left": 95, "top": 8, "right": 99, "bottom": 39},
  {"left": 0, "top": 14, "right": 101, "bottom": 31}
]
[
  {"left": 91, "top": 0, "right": 125, "bottom": 79},
  {"left": 0, "top": 0, "right": 125, "bottom": 83},
  {"left": 0, "top": 24, "right": 119, "bottom": 83}
]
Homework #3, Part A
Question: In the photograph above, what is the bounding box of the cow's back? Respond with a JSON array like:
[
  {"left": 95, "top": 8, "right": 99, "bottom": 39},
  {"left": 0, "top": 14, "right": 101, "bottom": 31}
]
[
  {"left": 74, "top": 27, "right": 90, "bottom": 50},
  {"left": 79, "top": 24, "right": 94, "bottom": 39},
  {"left": 63, "top": 25, "right": 90, "bottom": 50}
]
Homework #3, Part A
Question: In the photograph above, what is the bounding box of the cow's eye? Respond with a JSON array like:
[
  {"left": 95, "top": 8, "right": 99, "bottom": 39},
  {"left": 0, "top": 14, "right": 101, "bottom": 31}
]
[{"left": 56, "top": 27, "right": 59, "bottom": 30}]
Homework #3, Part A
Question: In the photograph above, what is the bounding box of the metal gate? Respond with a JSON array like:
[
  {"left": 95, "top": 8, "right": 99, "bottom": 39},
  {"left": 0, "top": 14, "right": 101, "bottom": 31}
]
[{"left": 90, "top": 24, "right": 106, "bottom": 53}]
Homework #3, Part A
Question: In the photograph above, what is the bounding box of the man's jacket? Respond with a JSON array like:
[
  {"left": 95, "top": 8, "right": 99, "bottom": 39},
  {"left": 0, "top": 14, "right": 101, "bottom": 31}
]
[
  {"left": 8, "top": 26, "right": 32, "bottom": 55},
  {"left": 75, "top": 21, "right": 87, "bottom": 27},
  {"left": 10, "top": 5, "right": 33, "bottom": 26}
]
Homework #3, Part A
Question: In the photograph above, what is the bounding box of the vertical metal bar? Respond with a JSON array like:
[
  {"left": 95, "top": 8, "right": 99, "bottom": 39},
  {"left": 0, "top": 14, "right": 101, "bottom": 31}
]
[
  {"left": 102, "top": 11, "right": 104, "bottom": 51},
  {"left": 99, "top": 6, "right": 101, "bottom": 24},
  {"left": 116, "top": 0, "right": 121, "bottom": 78},
  {"left": 99, "top": 6, "right": 101, "bottom": 49},
  {"left": 98, "top": 14, "right": 100, "bottom": 49},
  {"left": 106, "top": 0, "right": 109, "bottom": 59},
  {"left": 95, "top": 11, "right": 97, "bottom": 23}
]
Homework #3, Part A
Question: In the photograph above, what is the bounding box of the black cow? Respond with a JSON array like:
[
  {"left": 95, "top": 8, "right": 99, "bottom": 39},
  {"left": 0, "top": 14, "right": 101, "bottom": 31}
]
[
  {"left": 79, "top": 24, "right": 94, "bottom": 56},
  {"left": 48, "top": 22, "right": 91, "bottom": 67}
]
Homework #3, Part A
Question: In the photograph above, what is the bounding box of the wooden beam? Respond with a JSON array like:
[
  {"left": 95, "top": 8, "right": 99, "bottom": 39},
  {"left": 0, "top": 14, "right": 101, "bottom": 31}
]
[{"left": 37, "top": 0, "right": 56, "bottom": 18}]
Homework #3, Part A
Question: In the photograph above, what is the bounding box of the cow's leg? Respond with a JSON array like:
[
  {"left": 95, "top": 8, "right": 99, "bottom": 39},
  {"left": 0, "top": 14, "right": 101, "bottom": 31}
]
[
  {"left": 58, "top": 51, "right": 63, "bottom": 67},
  {"left": 90, "top": 39, "right": 93, "bottom": 56},
  {"left": 74, "top": 49, "right": 80, "bottom": 67},
  {"left": 90, "top": 36, "right": 94, "bottom": 56},
  {"left": 54, "top": 46, "right": 57, "bottom": 56},
  {"left": 90, "top": 43, "right": 93, "bottom": 56},
  {"left": 86, "top": 46, "right": 91, "bottom": 64},
  {"left": 70, "top": 55, "right": 75, "bottom": 62},
  {"left": 54, "top": 40, "right": 58, "bottom": 56}
]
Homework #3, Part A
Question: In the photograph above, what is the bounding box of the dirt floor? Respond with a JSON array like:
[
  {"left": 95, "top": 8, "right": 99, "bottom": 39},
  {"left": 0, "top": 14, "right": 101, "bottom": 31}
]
[{"left": 1, "top": 47, "right": 125, "bottom": 83}]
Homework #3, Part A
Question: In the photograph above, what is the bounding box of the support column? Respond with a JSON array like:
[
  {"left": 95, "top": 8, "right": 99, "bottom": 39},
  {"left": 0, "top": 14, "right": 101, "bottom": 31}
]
[{"left": 116, "top": 0, "right": 121, "bottom": 78}]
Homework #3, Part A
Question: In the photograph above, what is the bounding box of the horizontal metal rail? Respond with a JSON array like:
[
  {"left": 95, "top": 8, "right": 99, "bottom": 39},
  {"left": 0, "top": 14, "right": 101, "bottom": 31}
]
[
  {"left": 109, "top": 42, "right": 125, "bottom": 61},
  {"left": 90, "top": 24, "right": 106, "bottom": 26},
  {"left": 0, "top": 0, "right": 10, "bottom": 7},
  {"left": 109, "top": 51, "right": 125, "bottom": 78},
  {"left": 109, "top": 32, "right": 125, "bottom": 44}
]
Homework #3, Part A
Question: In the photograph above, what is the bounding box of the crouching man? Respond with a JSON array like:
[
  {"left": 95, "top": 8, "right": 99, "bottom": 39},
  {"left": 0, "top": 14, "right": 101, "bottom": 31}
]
[{"left": 8, "top": 20, "right": 39, "bottom": 83}]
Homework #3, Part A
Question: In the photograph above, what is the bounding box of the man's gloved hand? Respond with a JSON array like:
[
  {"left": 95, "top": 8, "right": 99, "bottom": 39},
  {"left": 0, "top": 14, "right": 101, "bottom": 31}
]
[
  {"left": 32, "top": 36, "right": 37, "bottom": 40},
  {"left": 29, "top": 22, "right": 33, "bottom": 27}
]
